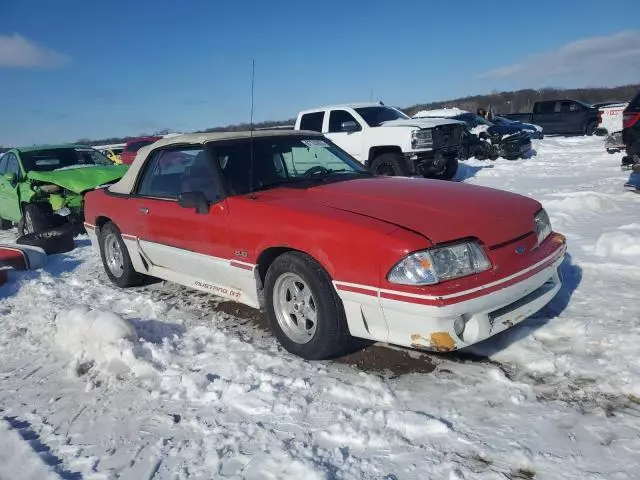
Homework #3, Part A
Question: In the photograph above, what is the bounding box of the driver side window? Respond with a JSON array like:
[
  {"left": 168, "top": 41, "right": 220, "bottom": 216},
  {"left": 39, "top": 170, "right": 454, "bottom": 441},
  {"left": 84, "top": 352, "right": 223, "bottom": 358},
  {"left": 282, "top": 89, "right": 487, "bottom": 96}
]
[
  {"left": 328, "top": 110, "right": 361, "bottom": 133},
  {"left": 137, "top": 148, "right": 221, "bottom": 202}
]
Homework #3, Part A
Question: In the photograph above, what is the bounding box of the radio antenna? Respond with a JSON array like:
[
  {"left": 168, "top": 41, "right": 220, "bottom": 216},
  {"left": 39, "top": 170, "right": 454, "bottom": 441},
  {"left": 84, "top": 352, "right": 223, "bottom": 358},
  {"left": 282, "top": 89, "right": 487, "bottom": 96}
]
[{"left": 248, "top": 59, "right": 255, "bottom": 196}]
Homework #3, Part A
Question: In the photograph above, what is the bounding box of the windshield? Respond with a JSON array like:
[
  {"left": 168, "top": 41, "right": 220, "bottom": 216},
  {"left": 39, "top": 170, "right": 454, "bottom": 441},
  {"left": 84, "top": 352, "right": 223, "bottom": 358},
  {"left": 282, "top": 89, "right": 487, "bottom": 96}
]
[
  {"left": 21, "top": 147, "right": 113, "bottom": 172},
  {"left": 455, "top": 113, "right": 493, "bottom": 128},
  {"left": 493, "top": 116, "right": 511, "bottom": 124},
  {"left": 213, "top": 136, "right": 368, "bottom": 195},
  {"left": 354, "top": 106, "right": 410, "bottom": 127}
]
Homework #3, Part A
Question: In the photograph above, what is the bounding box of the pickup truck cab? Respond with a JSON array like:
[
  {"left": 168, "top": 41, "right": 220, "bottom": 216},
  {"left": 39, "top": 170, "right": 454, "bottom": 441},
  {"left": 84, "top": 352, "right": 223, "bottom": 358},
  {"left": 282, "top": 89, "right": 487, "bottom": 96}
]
[
  {"left": 502, "top": 100, "right": 598, "bottom": 136},
  {"left": 294, "top": 103, "right": 464, "bottom": 180}
]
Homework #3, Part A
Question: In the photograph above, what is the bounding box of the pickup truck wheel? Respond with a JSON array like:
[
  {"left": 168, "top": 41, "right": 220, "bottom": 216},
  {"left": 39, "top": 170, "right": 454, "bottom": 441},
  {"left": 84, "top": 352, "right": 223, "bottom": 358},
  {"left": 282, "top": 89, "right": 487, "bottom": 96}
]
[
  {"left": 265, "top": 252, "right": 350, "bottom": 360},
  {"left": 369, "top": 153, "right": 409, "bottom": 176},
  {"left": 585, "top": 121, "right": 597, "bottom": 136},
  {"left": 18, "top": 204, "right": 53, "bottom": 236},
  {"left": 99, "top": 222, "right": 145, "bottom": 288},
  {"left": 429, "top": 158, "right": 459, "bottom": 180}
]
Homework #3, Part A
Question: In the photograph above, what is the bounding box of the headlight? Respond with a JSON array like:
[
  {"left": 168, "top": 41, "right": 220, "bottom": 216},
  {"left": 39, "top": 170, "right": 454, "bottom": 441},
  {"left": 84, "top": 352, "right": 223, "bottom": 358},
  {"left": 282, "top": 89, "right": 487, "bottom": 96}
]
[
  {"left": 411, "top": 129, "right": 433, "bottom": 150},
  {"left": 38, "top": 184, "right": 61, "bottom": 193},
  {"left": 535, "top": 209, "right": 552, "bottom": 245},
  {"left": 387, "top": 240, "right": 492, "bottom": 286}
]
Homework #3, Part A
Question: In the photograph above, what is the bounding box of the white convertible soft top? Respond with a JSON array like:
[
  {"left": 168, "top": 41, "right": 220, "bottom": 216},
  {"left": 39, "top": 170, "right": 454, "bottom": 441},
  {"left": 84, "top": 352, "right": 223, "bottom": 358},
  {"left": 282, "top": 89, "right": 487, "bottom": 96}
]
[{"left": 108, "top": 129, "right": 321, "bottom": 195}]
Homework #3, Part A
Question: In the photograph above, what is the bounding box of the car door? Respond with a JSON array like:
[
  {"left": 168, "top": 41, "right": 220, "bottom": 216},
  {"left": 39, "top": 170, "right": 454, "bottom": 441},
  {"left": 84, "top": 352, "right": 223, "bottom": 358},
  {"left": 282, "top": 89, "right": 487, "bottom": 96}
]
[
  {"left": 324, "top": 109, "right": 365, "bottom": 161},
  {"left": 0, "top": 153, "right": 23, "bottom": 222},
  {"left": 532, "top": 101, "right": 558, "bottom": 134},
  {"left": 134, "top": 146, "right": 235, "bottom": 290},
  {"left": 566, "top": 101, "right": 589, "bottom": 134}
]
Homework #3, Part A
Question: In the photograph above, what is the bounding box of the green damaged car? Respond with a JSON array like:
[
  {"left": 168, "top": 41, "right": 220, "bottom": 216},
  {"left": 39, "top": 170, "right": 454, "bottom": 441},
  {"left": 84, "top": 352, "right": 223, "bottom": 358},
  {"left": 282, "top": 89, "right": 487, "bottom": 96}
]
[{"left": 0, "top": 145, "right": 128, "bottom": 235}]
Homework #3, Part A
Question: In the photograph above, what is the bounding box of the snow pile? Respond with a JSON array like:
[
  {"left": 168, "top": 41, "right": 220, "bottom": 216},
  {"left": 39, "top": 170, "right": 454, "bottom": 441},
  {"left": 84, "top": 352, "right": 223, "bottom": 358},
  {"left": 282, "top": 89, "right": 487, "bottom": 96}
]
[
  {"left": 413, "top": 107, "right": 467, "bottom": 118},
  {"left": 544, "top": 191, "right": 618, "bottom": 215},
  {"left": 594, "top": 231, "right": 640, "bottom": 263},
  {"left": 53, "top": 306, "right": 156, "bottom": 378}
]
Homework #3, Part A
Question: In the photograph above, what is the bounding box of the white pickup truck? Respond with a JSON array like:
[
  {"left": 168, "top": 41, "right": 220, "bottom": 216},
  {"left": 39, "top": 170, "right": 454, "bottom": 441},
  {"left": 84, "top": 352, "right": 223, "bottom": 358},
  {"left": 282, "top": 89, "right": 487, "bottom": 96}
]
[{"left": 294, "top": 103, "right": 465, "bottom": 179}]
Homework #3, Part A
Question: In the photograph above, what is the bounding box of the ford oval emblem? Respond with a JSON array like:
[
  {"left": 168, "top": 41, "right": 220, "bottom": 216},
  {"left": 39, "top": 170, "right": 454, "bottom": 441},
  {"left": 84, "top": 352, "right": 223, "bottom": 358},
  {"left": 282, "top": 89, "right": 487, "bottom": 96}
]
[{"left": 515, "top": 246, "right": 526, "bottom": 255}]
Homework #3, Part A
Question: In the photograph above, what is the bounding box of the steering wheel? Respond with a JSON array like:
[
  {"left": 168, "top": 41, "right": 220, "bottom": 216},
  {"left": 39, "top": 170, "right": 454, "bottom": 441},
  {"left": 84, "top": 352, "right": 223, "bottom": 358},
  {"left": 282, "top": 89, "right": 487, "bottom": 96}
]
[{"left": 303, "top": 166, "right": 330, "bottom": 177}]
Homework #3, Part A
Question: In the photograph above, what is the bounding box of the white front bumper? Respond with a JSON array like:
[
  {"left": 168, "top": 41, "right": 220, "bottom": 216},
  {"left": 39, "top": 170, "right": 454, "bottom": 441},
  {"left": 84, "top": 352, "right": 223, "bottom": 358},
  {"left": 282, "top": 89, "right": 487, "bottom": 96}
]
[{"left": 336, "top": 249, "right": 565, "bottom": 352}]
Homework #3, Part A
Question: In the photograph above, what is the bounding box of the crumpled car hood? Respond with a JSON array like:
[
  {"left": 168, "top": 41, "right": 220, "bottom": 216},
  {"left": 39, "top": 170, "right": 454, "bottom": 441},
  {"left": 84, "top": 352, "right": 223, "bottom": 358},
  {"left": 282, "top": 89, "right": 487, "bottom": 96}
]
[
  {"left": 379, "top": 118, "right": 465, "bottom": 129},
  {"left": 27, "top": 165, "right": 128, "bottom": 194}
]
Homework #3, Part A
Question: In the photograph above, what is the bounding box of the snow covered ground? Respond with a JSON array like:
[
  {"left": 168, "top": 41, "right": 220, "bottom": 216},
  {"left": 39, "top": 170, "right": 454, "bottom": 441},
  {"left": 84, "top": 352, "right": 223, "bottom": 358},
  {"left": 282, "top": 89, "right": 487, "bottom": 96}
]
[{"left": 1, "top": 136, "right": 639, "bottom": 479}]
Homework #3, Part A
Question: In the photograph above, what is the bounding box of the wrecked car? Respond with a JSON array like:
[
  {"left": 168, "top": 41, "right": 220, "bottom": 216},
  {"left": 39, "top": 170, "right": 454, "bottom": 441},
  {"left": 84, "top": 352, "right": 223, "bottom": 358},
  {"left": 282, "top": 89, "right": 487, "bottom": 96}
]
[
  {"left": 0, "top": 145, "right": 127, "bottom": 235},
  {"left": 413, "top": 109, "right": 533, "bottom": 160},
  {"left": 84, "top": 130, "right": 567, "bottom": 360}
]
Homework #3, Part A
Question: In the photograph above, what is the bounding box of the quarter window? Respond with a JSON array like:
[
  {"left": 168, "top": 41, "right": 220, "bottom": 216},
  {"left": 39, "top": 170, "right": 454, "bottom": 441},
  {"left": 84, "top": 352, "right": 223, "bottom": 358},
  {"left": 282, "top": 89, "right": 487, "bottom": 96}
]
[
  {"left": 137, "top": 148, "right": 220, "bottom": 202},
  {"left": 299, "top": 112, "right": 324, "bottom": 132}
]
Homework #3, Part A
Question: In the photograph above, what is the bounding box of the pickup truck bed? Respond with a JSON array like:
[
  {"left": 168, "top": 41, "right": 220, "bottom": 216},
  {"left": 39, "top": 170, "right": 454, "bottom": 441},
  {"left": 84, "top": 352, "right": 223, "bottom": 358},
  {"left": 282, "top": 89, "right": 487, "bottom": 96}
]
[{"left": 502, "top": 99, "right": 598, "bottom": 136}]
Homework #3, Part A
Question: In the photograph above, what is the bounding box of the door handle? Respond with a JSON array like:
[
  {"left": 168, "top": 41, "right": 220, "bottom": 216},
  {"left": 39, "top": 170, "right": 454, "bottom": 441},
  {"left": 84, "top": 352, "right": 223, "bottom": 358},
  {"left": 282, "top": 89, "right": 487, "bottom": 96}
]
[{"left": 139, "top": 207, "right": 149, "bottom": 215}]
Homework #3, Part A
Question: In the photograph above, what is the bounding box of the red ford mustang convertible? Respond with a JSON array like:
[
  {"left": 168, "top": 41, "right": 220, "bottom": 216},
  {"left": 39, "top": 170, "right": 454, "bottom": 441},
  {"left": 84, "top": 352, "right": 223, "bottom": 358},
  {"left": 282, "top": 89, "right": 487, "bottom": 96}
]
[{"left": 84, "top": 130, "right": 566, "bottom": 359}]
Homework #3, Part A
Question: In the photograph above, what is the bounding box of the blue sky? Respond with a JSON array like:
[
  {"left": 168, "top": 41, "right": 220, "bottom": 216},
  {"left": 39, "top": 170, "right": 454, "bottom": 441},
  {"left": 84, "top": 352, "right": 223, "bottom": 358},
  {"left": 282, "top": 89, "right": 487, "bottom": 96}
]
[{"left": 1, "top": 0, "right": 639, "bottom": 145}]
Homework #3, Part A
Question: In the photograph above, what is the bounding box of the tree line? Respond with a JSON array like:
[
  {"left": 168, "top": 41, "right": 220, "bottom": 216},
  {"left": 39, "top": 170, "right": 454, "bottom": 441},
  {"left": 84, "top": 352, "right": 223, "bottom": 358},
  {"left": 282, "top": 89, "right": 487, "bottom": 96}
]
[{"left": 2, "top": 83, "right": 638, "bottom": 152}]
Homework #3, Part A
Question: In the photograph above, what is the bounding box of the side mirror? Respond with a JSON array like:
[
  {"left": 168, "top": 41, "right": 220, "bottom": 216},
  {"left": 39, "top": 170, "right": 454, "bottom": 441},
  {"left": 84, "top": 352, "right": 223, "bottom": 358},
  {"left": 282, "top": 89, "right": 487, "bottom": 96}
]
[
  {"left": 2, "top": 172, "right": 16, "bottom": 184},
  {"left": 341, "top": 121, "right": 360, "bottom": 133},
  {"left": 178, "top": 191, "right": 210, "bottom": 214}
]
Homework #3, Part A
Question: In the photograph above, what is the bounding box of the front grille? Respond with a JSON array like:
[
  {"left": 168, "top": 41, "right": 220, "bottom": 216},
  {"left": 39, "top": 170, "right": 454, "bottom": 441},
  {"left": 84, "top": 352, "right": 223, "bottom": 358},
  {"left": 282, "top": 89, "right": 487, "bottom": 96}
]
[{"left": 433, "top": 124, "right": 463, "bottom": 149}]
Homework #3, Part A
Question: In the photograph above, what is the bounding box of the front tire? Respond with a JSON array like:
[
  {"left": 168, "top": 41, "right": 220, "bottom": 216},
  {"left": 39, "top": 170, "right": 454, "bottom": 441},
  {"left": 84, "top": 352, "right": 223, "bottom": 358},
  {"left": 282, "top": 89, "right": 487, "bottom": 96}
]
[
  {"left": 264, "top": 252, "right": 350, "bottom": 360},
  {"left": 369, "top": 153, "right": 410, "bottom": 176},
  {"left": 585, "top": 121, "right": 597, "bottom": 136},
  {"left": 98, "top": 222, "right": 145, "bottom": 288}
]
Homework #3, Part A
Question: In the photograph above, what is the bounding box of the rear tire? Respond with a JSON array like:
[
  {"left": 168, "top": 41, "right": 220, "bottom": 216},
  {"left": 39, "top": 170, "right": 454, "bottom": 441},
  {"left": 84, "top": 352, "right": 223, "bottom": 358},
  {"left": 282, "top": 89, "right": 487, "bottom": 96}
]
[
  {"left": 98, "top": 221, "right": 145, "bottom": 288},
  {"left": 369, "top": 153, "right": 410, "bottom": 176},
  {"left": 18, "top": 203, "right": 53, "bottom": 236},
  {"left": 585, "top": 121, "right": 597, "bottom": 136},
  {"left": 264, "top": 252, "right": 350, "bottom": 360}
]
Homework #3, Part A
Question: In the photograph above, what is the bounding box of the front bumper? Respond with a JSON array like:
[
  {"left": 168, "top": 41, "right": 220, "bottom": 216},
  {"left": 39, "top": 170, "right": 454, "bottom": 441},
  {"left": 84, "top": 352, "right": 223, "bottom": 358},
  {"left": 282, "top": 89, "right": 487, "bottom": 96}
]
[{"left": 335, "top": 240, "right": 566, "bottom": 352}]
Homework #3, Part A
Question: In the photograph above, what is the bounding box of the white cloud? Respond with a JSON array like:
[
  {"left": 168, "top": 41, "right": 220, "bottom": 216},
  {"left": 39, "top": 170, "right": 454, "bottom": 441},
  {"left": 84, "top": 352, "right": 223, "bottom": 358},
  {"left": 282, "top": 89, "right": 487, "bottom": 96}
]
[
  {"left": 0, "top": 33, "right": 69, "bottom": 68},
  {"left": 480, "top": 30, "right": 640, "bottom": 84}
]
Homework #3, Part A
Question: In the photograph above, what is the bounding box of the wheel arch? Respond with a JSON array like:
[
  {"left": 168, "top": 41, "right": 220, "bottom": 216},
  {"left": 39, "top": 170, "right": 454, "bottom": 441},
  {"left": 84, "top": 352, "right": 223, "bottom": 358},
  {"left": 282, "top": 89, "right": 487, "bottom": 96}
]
[
  {"left": 255, "top": 246, "right": 335, "bottom": 294},
  {"left": 94, "top": 215, "right": 114, "bottom": 236},
  {"left": 367, "top": 145, "right": 403, "bottom": 165}
]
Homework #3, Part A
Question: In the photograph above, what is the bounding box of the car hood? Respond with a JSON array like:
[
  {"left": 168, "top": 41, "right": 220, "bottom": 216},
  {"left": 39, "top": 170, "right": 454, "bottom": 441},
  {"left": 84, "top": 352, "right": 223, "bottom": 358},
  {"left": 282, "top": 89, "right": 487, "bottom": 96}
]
[
  {"left": 378, "top": 118, "right": 464, "bottom": 129},
  {"left": 27, "top": 165, "right": 129, "bottom": 194},
  {"left": 302, "top": 177, "right": 540, "bottom": 246}
]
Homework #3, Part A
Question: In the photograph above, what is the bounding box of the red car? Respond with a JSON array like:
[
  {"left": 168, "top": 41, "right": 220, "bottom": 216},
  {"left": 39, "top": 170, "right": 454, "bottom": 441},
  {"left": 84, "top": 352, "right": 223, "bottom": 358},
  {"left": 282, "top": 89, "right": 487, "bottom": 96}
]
[
  {"left": 83, "top": 131, "right": 567, "bottom": 359},
  {"left": 119, "top": 136, "right": 162, "bottom": 165}
]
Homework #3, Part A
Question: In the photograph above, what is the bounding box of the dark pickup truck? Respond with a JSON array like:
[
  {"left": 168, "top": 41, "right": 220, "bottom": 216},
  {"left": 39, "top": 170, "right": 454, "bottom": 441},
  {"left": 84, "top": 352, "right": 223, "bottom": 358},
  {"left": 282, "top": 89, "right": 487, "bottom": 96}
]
[{"left": 501, "top": 99, "right": 599, "bottom": 136}]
